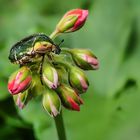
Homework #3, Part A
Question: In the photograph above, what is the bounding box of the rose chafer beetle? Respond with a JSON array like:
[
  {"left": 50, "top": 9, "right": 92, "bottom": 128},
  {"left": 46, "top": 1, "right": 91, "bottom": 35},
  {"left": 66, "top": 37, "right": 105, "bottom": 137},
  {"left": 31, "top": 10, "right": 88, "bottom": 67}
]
[
  {"left": 9, "top": 33, "right": 62, "bottom": 65},
  {"left": 9, "top": 33, "right": 63, "bottom": 84}
]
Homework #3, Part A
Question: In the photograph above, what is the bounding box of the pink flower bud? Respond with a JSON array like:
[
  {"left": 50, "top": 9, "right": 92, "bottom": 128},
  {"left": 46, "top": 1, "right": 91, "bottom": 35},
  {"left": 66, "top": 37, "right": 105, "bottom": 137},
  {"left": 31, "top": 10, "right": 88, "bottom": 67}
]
[
  {"left": 42, "top": 88, "right": 61, "bottom": 117},
  {"left": 56, "top": 84, "right": 83, "bottom": 111},
  {"left": 70, "top": 49, "right": 99, "bottom": 70},
  {"left": 69, "top": 66, "right": 89, "bottom": 93},
  {"left": 56, "top": 9, "right": 88, "bottom": 33},
  {"left": 42, "top": 63, "right": 58, "bottom": 89},
  {"left": 8, "top": 66, "right": 32, "bottom": 95},
  {"left": 13, "top": 90, "right": 32, "bottom": 109}
]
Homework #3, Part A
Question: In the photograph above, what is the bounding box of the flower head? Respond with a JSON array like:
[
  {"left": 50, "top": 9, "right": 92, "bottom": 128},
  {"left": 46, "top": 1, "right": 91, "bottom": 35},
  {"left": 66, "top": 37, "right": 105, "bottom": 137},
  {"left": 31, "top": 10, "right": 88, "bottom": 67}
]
[{"left": 8, "top": 9, "right": 99, "bottom": 118}]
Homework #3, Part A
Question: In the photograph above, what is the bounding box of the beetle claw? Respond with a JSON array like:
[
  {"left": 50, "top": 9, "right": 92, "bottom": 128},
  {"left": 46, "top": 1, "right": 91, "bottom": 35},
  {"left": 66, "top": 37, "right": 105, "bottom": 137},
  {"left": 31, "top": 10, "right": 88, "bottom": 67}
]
[{"left": 54, "top": 39, "right": 64, "bottom": 54}]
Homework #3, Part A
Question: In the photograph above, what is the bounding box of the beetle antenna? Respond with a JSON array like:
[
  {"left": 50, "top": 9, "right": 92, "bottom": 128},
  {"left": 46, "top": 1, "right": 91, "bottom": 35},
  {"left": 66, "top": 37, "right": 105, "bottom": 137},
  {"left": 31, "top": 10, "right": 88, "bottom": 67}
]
[{"left": 58, "top": 39, "right": 64, "bottom": 47}]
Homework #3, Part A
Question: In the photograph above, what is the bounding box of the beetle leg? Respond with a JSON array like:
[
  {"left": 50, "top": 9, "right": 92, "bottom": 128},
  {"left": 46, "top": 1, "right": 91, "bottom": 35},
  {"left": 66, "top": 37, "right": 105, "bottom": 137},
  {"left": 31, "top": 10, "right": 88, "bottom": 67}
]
[
  {"left": 39, "top": 54, "right": 45, "bottom": 85},
  {"left": 19, "top": 64, "right": 23, "bottom": 68},
  {"left": 31, "top": 46, "right": 35, "bottom": 55},
  {"left": 54, "top": 39, "right": 64, "bottom": 54},
  {"left": 31, "top": 37, "right": 37, "bottom": 55},
  {"left": 52, "top": 44, "right": 61, "bottom": 54},
  {"left": 47, "top": 53, "right": 53, "bottom": 61}
]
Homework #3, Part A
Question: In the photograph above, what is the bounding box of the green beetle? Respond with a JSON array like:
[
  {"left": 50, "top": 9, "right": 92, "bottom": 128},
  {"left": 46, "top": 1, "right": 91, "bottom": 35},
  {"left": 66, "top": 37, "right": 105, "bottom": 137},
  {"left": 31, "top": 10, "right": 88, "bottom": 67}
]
[{"left": 9, "top": 33, "right": 61, "bottom": 65}]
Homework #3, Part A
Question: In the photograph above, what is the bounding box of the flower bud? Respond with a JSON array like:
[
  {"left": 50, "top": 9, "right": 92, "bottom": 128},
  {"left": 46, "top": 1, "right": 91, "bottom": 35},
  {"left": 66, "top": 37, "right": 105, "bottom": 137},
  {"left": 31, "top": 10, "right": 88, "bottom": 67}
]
[
  {"left": 70, "top": 49, "right": 99, "bottom": 70},
  {"left": 13, "top": 90, "right": 32, "bottom": 109},
  {"left": 57, "top": 84, "right": 83, "bottom": 111},
  {"left": 8, "top": 66, "right": 32, "bottom": 95},
  {"left": 30, "top": 74, "right": 44, "bottom": 97},
  {"left": 56, "top": 9, "right": 88, "bottom": 33},
  {"left": 69, "top": 67, "right": 89, "bottom": 93},
  {"left": 42, "top": 63, "right": 58, "bottom": 89},
  {"left": 42, "top": 88, "right": 61, "bottom": 117}
]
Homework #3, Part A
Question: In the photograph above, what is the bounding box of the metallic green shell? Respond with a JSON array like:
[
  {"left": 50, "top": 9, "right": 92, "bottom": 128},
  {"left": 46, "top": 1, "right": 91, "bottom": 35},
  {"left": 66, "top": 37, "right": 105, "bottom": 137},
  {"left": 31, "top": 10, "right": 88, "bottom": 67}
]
[{"left": 9, "top": 33, "right": 55, "bottom": 64}]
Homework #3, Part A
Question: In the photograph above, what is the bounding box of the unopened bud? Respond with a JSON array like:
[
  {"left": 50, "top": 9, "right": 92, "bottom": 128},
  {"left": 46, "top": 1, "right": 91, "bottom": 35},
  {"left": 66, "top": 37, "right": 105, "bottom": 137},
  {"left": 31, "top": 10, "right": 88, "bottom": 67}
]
[
  {"left": 57, "top": 84, "right": 83, "bottom": 111},
  {"left": 70, "top": 49, "right": 99, "bottom": 70},
  {"left": 42, "top": 88, "right": 61, "bottom": 117},
  {"left": 69, "top": 66, "right": 89, "bottom": 93},
  {"left": 56, "top": 9, "right": 88, "bottom": 33},
  {"left": 30, "top": 74, "right": 44, "bottom": 97},
  {"left": 42, "top": 63, "right": 58, "bottom": 89},
  {"left": 8, "top": 66, "right": 32, "bottom": 95},
  {"left": 13, "top": 90, "right": 32, "bottom": 109}
]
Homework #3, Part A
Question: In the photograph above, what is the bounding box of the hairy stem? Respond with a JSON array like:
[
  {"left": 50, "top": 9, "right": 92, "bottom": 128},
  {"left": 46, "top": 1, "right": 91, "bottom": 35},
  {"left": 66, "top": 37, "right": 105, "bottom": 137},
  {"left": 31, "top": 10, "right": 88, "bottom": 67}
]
[{"left": 54, "top": 112, "right": 67, "bottom": 140}]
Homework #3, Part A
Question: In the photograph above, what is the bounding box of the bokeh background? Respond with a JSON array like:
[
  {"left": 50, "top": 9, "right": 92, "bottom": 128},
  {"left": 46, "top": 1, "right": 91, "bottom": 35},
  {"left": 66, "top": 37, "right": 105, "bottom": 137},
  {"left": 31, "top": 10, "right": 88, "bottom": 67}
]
[{"left": 0, "top": 0, "right": 140, "bottom": 140}]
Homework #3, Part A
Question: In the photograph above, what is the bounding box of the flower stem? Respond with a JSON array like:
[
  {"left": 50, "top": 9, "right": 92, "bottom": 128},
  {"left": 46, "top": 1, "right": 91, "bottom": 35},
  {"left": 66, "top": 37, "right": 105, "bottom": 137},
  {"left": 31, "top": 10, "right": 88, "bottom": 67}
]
[
  {"left": 61, "top": 48, "right": 71, "bottom": 54},
  {"left": 50, "top": 29, "right": 61, "bottom": 39},
  {"left": 54, "top": 111, "right": 67, "bottom": 140},
  {"left": 50, "top": 28, "right": 67, "bottom": 140},
  {"left": 53, "top": 60, "right": 71, "bottom": 71}
]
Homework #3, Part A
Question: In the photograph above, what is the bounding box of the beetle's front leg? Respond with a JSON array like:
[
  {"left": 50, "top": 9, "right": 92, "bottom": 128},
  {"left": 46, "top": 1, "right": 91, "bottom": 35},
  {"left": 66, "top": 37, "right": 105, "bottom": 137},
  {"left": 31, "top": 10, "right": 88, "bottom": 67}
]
[
  {"left": 54, "top": 45, "right": 61, "bottom": 54},
  {"left": 39, "top": 54, "right": 45, "bottom": 85},
  {"left": 54, "top": 39, "right": 64, "bottom": 54},
  {"left": 31, "top": 37, "right": 37, "bottom": 55}
]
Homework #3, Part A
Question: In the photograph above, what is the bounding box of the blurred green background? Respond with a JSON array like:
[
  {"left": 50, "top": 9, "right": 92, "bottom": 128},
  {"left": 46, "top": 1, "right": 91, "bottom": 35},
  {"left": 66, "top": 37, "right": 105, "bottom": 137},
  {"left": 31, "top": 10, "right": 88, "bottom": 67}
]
[{"left": 0, "top": 0, "right": 140, "bottom": 140}]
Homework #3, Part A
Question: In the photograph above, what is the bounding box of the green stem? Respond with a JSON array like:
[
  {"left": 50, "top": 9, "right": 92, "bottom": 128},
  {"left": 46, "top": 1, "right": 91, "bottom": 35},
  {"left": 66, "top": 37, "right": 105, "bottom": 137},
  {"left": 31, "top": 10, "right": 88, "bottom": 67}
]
[
  {"left": 54, "top": 112, "right": 67, "bottom": 140},
  {"left": 50, "top": 29, "right": 61, "bottom": 39},
  {"left": 50, "top": 28, "right": 67, "bottom": 140},
  {"left": 53, "top": 60, "right": 71, "bottom": 71},
  {"left": 61, "top": 48, "right": 72, "bottom": 54}
]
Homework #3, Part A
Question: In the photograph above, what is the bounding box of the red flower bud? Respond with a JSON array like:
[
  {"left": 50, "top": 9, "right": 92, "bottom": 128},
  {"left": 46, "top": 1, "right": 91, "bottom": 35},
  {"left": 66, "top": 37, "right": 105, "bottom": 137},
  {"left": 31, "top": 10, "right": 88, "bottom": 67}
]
[
  {"left": 8, "top": 66, "right": 32, "bottom": 95},
  {"left": 56, "top": 84, "right": 83, "bottom": 111},
  {"left": 56, "top": 9, "right": 88, "bottom": 33}
]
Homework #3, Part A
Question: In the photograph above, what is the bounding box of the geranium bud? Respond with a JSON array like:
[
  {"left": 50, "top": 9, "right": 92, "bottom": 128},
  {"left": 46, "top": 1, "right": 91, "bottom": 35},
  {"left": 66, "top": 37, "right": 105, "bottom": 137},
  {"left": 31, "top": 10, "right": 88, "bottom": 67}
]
[
  {"left": 69, "top": 66, "right": 89, "bottom": 93},
  {"left": 42, "top": 63, "right": 58, "bottom": 89},
  {"left": 70, "top": 49, "right": 99, "bottom": 70},
  {"left": 57, "top": 84, "right": 83, "bottom": 111},
  {"left": 56, "top": 9, "right": 88, "bottom": 33},
  {"left": 42, "top": 88, "right": 61, "bottom": 117},
  {"left": 13, "top": 90, "right": 32, "bottom": 109},
  {"left": 8, "top": 66, "right": 32, "bottom": 95},
  {"left": 30, "top": 74, "right": 44, "bottom": 97}
]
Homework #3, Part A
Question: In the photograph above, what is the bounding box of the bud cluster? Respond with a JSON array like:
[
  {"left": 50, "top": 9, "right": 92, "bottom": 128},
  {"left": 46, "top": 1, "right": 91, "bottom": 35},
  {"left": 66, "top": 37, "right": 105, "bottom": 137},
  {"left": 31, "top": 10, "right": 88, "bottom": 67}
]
[{"left": 8, "top": 9, "right": 99, "bottom": 117}]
